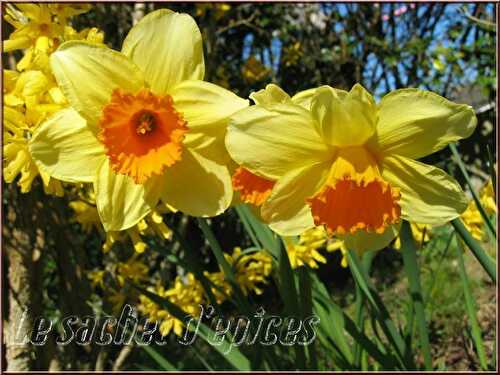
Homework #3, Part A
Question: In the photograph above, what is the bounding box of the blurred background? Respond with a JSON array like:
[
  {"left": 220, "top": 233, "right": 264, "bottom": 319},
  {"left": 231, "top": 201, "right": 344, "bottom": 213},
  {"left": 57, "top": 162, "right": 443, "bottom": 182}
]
[{"left": 2, "top": 2, "right": 497, "bottom": 371}]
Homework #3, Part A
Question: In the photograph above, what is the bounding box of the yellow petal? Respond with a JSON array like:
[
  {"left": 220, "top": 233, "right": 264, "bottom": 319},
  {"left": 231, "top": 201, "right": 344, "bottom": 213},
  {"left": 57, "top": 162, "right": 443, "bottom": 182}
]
[
  {"left": 3, "top": 36, "right": 31, "bottom": 52},
  {"left": 29, "top": 108, "right": 105, "bottom": 183},
  {"left": 122, "top": 9, "right": 204, "bottom": 95},
  {"left": 382, "top": 155, "right": 468, "bottom": 225},
  {"left": 170, "top": 79, "right": 248, "bottom": 131},
  {"left": 50, "top": 41, "right": 145, "bottom": 132},
  {"left": 250, "top": 84, "right": 291, "bottom": 107},
  {"left": 311, "top": 84, "right": 376, "bottom": 146},
  {"left": 290, "top": 88, "right": 318, "bottom": 110},
  {"left": 374, "top": 89, "right": 477, "bottom": 159},
  {"left": 251, "top": 85, "right": 331, "bottom": 111},
  {"left": 343, "top": 222, "right": 401, "bottom": 253},
  {"left": 261, "top": 161, "right": 331, "bottom": 236},
  {"left": 94, "top": 159, "right": 161, "bottom": 231},
  {"left": 226, "top": 103, "right": 331, "bottom": 180},
  {"left": 161, "top": 148, "right": 232, "bottom": 217}
]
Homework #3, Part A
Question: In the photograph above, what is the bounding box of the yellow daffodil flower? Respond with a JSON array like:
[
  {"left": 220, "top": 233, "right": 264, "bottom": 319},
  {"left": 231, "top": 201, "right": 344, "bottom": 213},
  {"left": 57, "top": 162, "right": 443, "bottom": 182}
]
[
  {"left": 30, "top": 9, "right": 249, "bottom": 231},
  {"left": 226, "top": 83, "right": 477, "bottom": 252},
  {"left": 232, "top": 84, "right": 321, "bottom": 209}
]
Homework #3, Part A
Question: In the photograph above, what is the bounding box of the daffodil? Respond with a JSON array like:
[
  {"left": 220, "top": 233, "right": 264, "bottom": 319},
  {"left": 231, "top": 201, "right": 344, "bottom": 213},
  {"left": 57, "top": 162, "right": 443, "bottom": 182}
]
[
  {"left": 226, "top": 84, "right": 477, "bottom": 252},
  {"left": 232, "top": 84, "right": 320, "bottom": 209},
  {"left": 30, "top": 9, "right": 248, "bottom": 231}
]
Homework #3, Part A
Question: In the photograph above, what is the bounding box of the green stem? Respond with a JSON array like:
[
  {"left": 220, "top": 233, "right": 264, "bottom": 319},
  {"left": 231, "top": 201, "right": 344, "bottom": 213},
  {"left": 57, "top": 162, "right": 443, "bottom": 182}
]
[{"left": 353, "top": 251, "right": 375, "bottom": 368}]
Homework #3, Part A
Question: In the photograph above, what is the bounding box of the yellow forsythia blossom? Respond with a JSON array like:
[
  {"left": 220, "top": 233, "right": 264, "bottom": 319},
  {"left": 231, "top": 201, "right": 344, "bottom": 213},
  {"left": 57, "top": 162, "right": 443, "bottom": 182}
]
[
  {"left": 116, "top": 257, "right": 149, "bottom": 286},
  {"left": 195, "top": 3, "right": 231, "bottom": 20},
  {"left": 286, "top": 227, "right": 328, "bottom": 269},
  {"left": 88, "top": 270, "right": 106, "bottom": 289},
  {"left": 138, "top": 248, "right": 273, "bottom": 337},
  {"left": 327, "top": 237, "right": 349, "bottom": 268},
  {"left": 139, "top": 274, "right": 205, "bottom": 337},
  {"left": 461, "top": 180, "right": 497, "bottom": 241},
  {"left": 242, "top": 56, "right": 271, "bottom": 83},
  {"left": 226, "top": 247, "right": 273, "bottom": 295},
  {"left": 283, "top": 41, "right": 303, "bottom": 67},
  {"left": 393, "top": 222, "right": 432, "bottom": 250},
  {"left": 3, "top": 3, "right": 102, "bottom": 194}
]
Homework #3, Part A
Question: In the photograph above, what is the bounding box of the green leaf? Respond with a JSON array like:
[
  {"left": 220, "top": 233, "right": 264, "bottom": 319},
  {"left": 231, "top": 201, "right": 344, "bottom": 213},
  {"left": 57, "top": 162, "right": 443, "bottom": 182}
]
[
  {"left": 454, "top": 236, "right": 489, "bottom": 370},
  {"left": 486, "top": 144, "right": 496, "bottom": 194},
  {"left": 400, "top": 221, "right": 432, "bottom": 370},
  {"left": 451, "top": 218, "right": 496, "bottom": 282},
  {"left": 449, "top": 143, "right": 496, "bottom": 239},
  {"left": 141, "top": 346, "right": 177, "bottom": 371},
  {"left": 275, "top": 238, "right": 305, "bottom": 368},
  {"left": 235, "top": 204, "right": 280, "bottom": 259},
  {"left": 170, "top": 227, "right": 223, "bottom": 308},
  {"left": 131, "top": 284, "right": 252, "bottom": 371},
  {"left": 310, "top": 272, "right": 353, "bottom": 365},
  {"left": 347, "top": 250, "right": 415, "bottom": 369},
  {"left": 196, "top": 218, "right": 251, "bottom": 312}
]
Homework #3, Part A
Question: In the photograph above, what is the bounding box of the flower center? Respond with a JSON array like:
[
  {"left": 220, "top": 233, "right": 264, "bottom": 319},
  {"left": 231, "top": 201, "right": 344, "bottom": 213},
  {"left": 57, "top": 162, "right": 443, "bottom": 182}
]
[
  {"left": 307, "top": 146, "right": 401, "bottom": 235},
  {"left": 232, "top": 167, "right": 275, "bottom": 206},
  {"left": 99, "top": 89, "right": 188, "bottom": 184},
  {"left": 135, "top": 111, "right": 156, "bottom": 135}
]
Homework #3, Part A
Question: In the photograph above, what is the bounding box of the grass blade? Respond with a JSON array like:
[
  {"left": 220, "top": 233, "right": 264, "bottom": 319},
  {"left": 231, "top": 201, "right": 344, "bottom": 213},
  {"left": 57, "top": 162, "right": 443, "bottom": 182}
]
[
  {"left": 451, "top": 218, "right": 496, "bottom": 282},
  {"left": 400, "top": 221, "right": 432, "bottom": 370},
  {"left": 454, "top": 236, "right": 488, "bottom": 370}
]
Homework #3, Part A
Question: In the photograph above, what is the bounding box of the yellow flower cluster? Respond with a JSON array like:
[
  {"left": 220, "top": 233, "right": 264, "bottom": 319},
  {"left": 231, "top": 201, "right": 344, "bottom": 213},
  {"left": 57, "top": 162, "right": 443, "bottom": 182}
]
[
  {"left": 89, "top": 255, "right": 149, "bottom": 314},
  {"left": 225, "top": 247, "right": 273, "bottom": 295},
  {"left": 3, "top": 3, "right": 103, "bottom": 194},
  {"left": 393, "top": 222, "right": 432, "bottom": 250},
  {"left": 461, "top": 180, "right": 496, "bottom": 241},
  {"left": 139, "top": 247, "right": 272, "bottom": 336},
  {"left": 70, "top": 192, "right": 172, "bottom": 254},
  {"left": 286, "top": 227, "right": 328, "bottom": 269},
  {"left": 242, "top": 56, "right": 271, "bottom": 83},
  {"left": 195, "top": 3, "right": 231, "bottom": 20},
  {"left": 284, "top": 226, "right": 349, "bottom": 269},
  {"left": 282, "top": 41, "right": 303, "bottom": 67},
  {"left": 139, "top": 274, "right": 205, "bottom": 337},
  {"left": 103, "top": 208, "right": 173, "bottom": 254}
]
